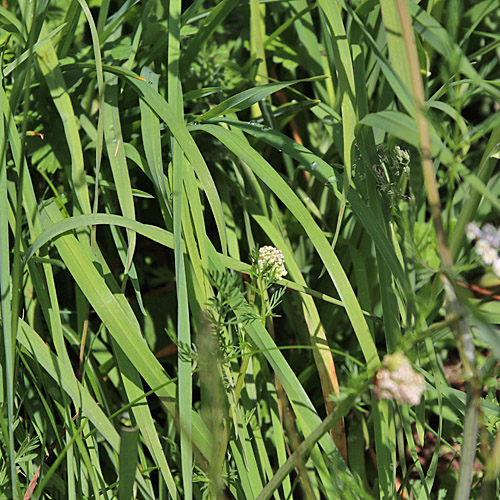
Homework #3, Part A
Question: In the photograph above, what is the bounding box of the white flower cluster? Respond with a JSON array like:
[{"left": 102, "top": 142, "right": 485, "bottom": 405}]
[
  {"left": 257, "top": 246, "right": 287, "bottom": 280},
  {"left": 375, "top": 352, "right": 425, "bottom": 406},
  {"left": 466, "top": 222, "right": 500, "bottom": 278}
]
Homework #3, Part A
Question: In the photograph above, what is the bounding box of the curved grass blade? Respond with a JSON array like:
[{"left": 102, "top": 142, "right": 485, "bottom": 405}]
[
  {"left": 23, "top": 212, "right": 376, "bottom": 320},
  {"left": 360, "top": 110, "right": 453, "bottom": 163},
  {"left": 198, "top": 78, "right": 324, "bottom": 122}
]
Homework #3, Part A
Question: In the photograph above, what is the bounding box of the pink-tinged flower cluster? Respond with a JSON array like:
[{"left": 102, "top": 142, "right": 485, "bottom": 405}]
[
  {"left": 466, "top": 222, "right": 500, "bottom": 278},
  {"left": 375, "top": 352, "right": 425, "bottom": 406},
  {"left": 256, "top": 246, "right": 287, "bottom": 280}
]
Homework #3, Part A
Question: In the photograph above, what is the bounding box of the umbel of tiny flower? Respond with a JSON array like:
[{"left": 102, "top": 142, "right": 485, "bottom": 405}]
[
  {"left": 466, "top": 222, "right": 500, "bottom": 278},
  {"left": 252, "top": 246, "right": 287, "bottom": 283},
  {"left": 374, "top": 352, "right": 425, "bottom": 406}
]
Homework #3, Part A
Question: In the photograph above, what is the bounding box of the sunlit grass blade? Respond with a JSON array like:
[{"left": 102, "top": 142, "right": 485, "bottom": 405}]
[
  {"left": 0, "top": 74, "right": 16, "bottom": 500},
  {"left": 317, "top": 0, "right": 357, "bottom": 250},
  {"left": 35, "top": 33, "right": 91, "bottom": 214},
  {"left": 198, "top": 79, "right": 322, "bottom": 122},
  {"left": 103, "top": 72, "right": 136, "bottom": 274}
]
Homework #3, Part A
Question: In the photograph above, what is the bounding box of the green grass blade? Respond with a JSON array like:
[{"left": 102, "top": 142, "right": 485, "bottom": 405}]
[
  {"left": 112, "top": 335, "right": 179, "bottom": 498},
  {"left": 168, "top": 0, "right": 193, "bottom": 496},
  {"left": 0, "top": 78, "right": 16, "bottom": 500},
  {"left": 198, "top": 79, "right": 322, "bottom": 122},
  {"left": 317, "top": 0, "right": 357, "bottom": 250},
  {"left": 118, "top": 426, "right": 139, "bottom": 500},
  {"left": 103, "top": 72, "right": 136, "bottom": 274},
  {"left": 35, "top": 31, "right": 91, "bottom": 214}
]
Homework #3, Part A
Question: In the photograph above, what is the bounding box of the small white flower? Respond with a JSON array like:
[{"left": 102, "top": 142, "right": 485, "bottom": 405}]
[
  {"left": 475, "top": 238, "right": 491, "bottom": 257},
  {"left": 468, "top": 223, "right": 500, "bottom": 274},
  {"left": 256, "top": 246, "right": 287, "bottom": 280},
  {"left": 466, "top": 222, "right": 481, "bottom": 241},
  {"left": 375, "top": 352, "right": 425, "bottom": 406},
  {"left": 394, "top": 145, "right": 410, "bottom": 166},
  {"left": 481, "top": 246, "right": 498, "bottom": 266}
]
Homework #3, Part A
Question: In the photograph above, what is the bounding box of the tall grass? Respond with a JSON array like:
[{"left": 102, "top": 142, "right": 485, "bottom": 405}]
[{"left": 1, "top": 1, "right": 500, "bottom": 499}]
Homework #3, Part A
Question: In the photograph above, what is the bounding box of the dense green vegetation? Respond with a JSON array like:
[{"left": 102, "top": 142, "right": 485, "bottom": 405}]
[{"left": 1, "top": 0, "right": 500, "bottom": 498}]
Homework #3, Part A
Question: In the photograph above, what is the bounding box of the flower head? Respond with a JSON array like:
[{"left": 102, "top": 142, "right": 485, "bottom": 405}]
[
  {"left": 375, "top": 352, "right": 425, "bottom": 406},
  {"left": 466, "top": 222, "right": 481, "bottom": 241},
  {"left": 481, "top": 245, "right": 497, "bottom": 266},
  {"left": 467, "top": 223, "right": 500, "bottom": 272},
  {"left": 255, "top": 246, "right": 287, "bottom": 281}
]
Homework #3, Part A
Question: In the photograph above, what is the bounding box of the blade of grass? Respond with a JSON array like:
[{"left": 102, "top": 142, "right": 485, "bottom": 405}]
[
  {"left": 139, "top": 67, "right": 172, "bottom": 225},
  {"left": 118, "top": 426, "right": 139, "bottom": 500},
  {"left": 168, "top": 1, "right": 193, "bottom": 496},
  {"left": 198, "top": 78, "right": 323, "bottom": 122},
  {"left": 35, "top": 31, "right": 91, "bottom": 214},
  {"left": 103, "top": 68, "right": 136, "bottom": 275},
  {"left": 317, "top": 0, "right": 357, "bottom": 252},
  {"left": 290, "top": 0, "right": 335, "bottom": 105},
  {"left": 250, "top": 0, "right": 268, "bottom": 119},
  {"left": 0, "top": 68, "right": 16, "bottom": 500}
]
